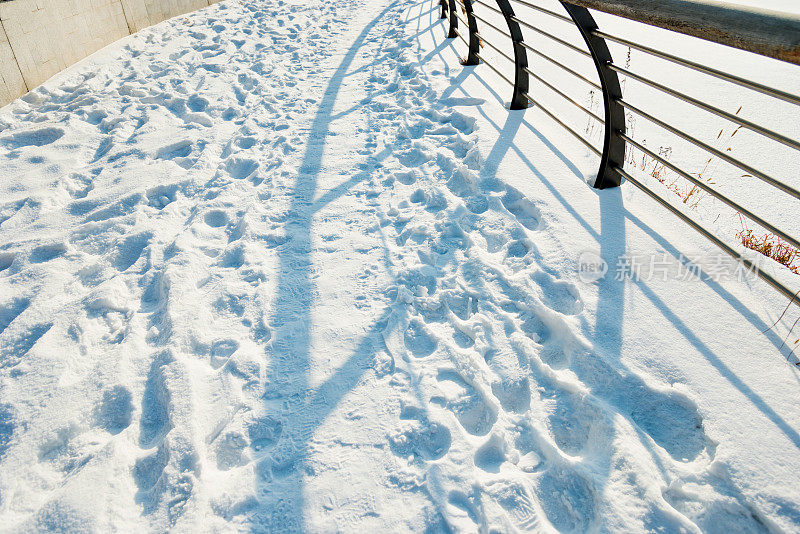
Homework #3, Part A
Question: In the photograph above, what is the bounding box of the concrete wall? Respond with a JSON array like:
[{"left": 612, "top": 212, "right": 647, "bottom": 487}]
[
  {"left": 0, "top": 0, "right": 130, "bottom": 90},
  {"left": 0, "top": 18, "right": 26, "bottom": 105},
  {"left": 121, "top": 0, "right": 211, "bottom": 33},
  {"left": 0, "top": 0, "right": 220, "bottom": 107}
]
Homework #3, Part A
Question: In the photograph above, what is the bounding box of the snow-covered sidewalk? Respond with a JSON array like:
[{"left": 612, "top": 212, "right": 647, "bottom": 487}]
[{"left": 0, "top": 0, "right": 799, "bottom": 531}]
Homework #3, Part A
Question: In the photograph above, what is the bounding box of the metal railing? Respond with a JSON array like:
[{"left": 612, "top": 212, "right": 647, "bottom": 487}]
[{"left": 438, "top": 0, "right": 800, "bottom": 307}]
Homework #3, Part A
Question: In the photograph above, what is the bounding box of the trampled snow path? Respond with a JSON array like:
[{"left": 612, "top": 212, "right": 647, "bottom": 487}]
[{"left": 1, "top": 0, "right": 799, "bottom": 531}]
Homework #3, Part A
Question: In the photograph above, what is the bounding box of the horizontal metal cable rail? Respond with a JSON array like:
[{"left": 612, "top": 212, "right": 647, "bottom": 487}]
[
  {"left": 437, "top": 0, "right": 800, "bottom": 307},
  {"left": 519, "top": 41, "right": 601, "bottom": 91},
  {"left": 618, "top": 132, "right": 800, "bottom": 251},
  {"left": 606, "top": 63, "right": 800, "bottom": 153},
  {"left": 524, "top": 92, "right": 601, "bottom": 155},
  {"left": 512, "top": 16, "right": 591, "bottom": 57},
  {"left": 593, "top": 30, "right": 800, "bottom": 105},
  {"left": 477, "top": 34, "right": 516, "bottom": 65},
  {"left": 509, "top": 0, "right": 571, "bottom": 23},
  {"left": 616, "top": 99, "right": 800, "bottom": 200},
  {"left": 473, "top": 0, "right": 504, "bottom": 17},
  {"left": 472, "top": 11, "right": 511, "bottom": 40},
  {"left": 524, "top": 66, "right": 604, "bottom": 123}
]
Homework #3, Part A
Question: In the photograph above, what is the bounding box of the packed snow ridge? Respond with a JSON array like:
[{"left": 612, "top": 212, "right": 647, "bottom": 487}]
[{"left": 0, "top": 0, "right": 799, "bottom": 532}]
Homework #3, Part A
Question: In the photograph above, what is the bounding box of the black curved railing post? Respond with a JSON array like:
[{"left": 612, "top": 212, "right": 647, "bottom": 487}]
[
  {"left": 495, "top": 0, "right": 529, "bottom": 109},
  {"left": 561, "top": 2, "right": 626, "bottom": 189},
  {"left": 462, "top": 0, "right": 481, "bottom": 65},
  {"left": 446, "top": 0, "right": 459, "bottom": 38},
  {"left": 439, "top": 0, "right": 447, "bottom": 19}
]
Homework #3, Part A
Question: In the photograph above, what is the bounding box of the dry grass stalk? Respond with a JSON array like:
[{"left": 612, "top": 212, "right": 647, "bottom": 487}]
[
  {"left": 736, "top": 227, "right": 800, "bottom": 275},
  {"left": 737, "top": 213, "right": 800, "bottom": 275}
]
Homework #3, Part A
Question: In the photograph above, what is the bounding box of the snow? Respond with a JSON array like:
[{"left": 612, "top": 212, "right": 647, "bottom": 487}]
[{"left": 0, "top": 0, "right": 799, "bottom": 531}]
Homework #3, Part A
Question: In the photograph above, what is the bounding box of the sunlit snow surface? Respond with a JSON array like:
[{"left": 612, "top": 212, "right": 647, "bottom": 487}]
[{"left": 0, "top": 0, "right": 799, "bottom": 531}]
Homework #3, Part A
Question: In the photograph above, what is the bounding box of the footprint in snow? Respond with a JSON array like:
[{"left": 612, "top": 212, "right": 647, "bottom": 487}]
[
  {"left": 216, "top": 431, "right": 248, "bottom": 470},
  {"left": 247, "top": 415, "right": 283, "bottom": 452},
  {"left": 390, "top": 406, "right": 451, "bottom": 460},
  {"left": 531, "top": 270, "right": 583, "bottom": 316},
  {"left": 0, "top": 297, "right": 31, "bottom": 335},
  {"left": 433, "top": 369, "right": 497, "bottom": 436},
  {"left": 1, "top": 322, "right": 54, "bottom": 369},
  {"left": 404, "top": 318, "right": 437, "bottom": 357},
  {"left": 138, "top": 352, "right": 173, "bottom": 448},
  {"left": 501, "top": 186, "right": 540, "bottom": 231},
  {"left": 95, "top": 386, "right": 134, "bottom": 435},
  {"left": 235, "top": 136, "right": 257, "bottom": 149},
  {"left": 113, "top": 232, "right": 151, "bottom": 272},
  {"left": 156, "top": 140, "right": 193, "bottom": 161},
  {"left": 63, "top": 173, "right": 94, "bottom": 199},
  {"left": 545, "top": 388, "right": 612, "bottom": 456},
  {"left": 533, "top": 466, "right": 597, "bottom": 532},
  {"left": 223, "top": 157, "right": 259, "bottom": 180},
  {"left": 1, "top": 127, "right": 64, "bottom": 149},
  {"left": 204, "top": 209, "right": 229, "bottom": 228},
  {"left": 145, "top": 184, "right": 181, "bottom": 209},
  {"left": 187, "top": 95, "right": 209, "bottom": 112},
  {"left": 29, "top": 243, "right": 67, "bottom": 264},
  {"left": 474, "top": 434, "right": 509, "bottom": 473},
  {"left": 133, "top": 443, "right": 169, "bottom": 493},
  {"left": 210, "top": 339, "right": 239, "bottom": 369}
]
